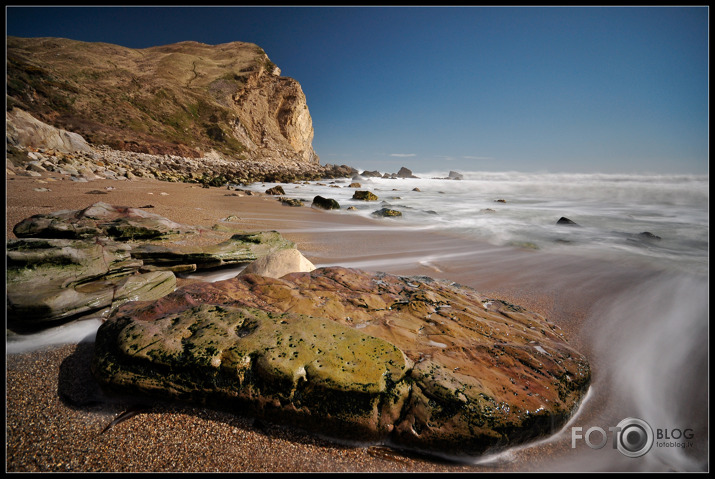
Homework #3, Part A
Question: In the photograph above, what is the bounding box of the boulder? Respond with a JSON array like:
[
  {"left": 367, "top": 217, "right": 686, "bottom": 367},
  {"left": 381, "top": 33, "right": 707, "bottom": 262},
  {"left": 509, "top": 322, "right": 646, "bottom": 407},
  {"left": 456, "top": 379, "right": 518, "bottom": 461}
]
[
  {"left": 239, "top": 248, "right": 316, "bottom": 279},
  {"left": 265, "top": 185, "right": 286, "bottom": 195},
  {"left": 92, "top": 267, "right": 590, "bottom": 457},
  {"left": 352, "top": 190, "right": 379, "bottom": 201},
  {"left": 396, "top": 166, "right": 419, "bottom": 179},
  {"left": 311, "top": 195, "right": 340, "bottom": 210},
  {"left": 448, "top": 171, "right": 464, "bottom": 180}
]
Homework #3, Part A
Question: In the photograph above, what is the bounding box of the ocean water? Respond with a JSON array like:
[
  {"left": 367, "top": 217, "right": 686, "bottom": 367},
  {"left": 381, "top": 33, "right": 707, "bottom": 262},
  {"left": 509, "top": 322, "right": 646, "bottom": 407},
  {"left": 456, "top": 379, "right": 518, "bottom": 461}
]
[{"left": 247, "top": 170, "right": 709, "bottom": 276}]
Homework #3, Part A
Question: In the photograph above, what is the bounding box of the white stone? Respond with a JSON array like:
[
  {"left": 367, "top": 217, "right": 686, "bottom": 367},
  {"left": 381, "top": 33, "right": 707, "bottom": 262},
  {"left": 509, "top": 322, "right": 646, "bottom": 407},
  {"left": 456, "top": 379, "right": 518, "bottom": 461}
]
[{"left": 239, "top": 248, "right": 316, "bottom": 279}]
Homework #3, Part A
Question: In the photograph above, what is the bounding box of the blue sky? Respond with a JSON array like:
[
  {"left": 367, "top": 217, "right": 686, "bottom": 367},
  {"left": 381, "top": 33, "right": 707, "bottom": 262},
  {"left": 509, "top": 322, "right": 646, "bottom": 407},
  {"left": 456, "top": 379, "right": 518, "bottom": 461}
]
[{"left": 6, "top": 6, "right": 709, "bottom": 174}]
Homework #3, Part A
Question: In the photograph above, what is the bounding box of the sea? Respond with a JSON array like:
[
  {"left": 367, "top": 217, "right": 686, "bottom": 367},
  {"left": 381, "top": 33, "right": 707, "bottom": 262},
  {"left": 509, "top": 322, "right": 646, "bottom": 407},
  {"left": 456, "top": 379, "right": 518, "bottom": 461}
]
[
  {"left": 7, "top": 170, "right": 709, "bottom": 471},
  {"left": 246, "top": 170, "right": 709, "bottom": 277}
]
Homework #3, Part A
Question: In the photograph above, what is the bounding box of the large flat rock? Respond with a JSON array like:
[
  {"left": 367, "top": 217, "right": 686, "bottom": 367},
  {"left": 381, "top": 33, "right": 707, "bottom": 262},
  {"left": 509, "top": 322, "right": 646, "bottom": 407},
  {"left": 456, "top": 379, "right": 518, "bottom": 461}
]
[
  {"left": 92, "top": 266, "right": 591, "bottom": 457},
  {"left": 13, "top": 202, "right": 196, "bottom": 241}
]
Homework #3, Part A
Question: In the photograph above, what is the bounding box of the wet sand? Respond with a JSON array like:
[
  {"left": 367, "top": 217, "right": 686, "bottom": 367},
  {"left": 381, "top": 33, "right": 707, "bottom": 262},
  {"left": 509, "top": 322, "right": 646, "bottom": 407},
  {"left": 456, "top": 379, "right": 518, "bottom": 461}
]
[{"left": 6, "top": 174, "right": 708, "bottom": 472}]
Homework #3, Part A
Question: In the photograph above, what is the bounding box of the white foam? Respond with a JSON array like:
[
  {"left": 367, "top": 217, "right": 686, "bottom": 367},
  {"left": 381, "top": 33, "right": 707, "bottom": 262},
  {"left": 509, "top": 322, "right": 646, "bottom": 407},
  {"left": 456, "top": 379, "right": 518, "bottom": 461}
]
[{"left": 7, "top": 318, "right": 103, "bottom": 354}]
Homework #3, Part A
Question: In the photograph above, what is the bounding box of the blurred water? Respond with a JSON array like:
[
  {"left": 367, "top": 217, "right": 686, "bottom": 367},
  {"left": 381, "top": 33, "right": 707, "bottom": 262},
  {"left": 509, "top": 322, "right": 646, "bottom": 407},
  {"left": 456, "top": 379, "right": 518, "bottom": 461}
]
[{"left": 245, "top": 170, "right": 709, "bottom": 276}]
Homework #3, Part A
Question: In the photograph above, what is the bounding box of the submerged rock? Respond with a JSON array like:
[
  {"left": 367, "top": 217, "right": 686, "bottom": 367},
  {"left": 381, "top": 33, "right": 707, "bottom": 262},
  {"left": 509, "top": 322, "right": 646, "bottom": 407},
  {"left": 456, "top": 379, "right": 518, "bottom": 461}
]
[
  {"left": 372, "top": 208, "right": 402, "bottom": 218},
  {"left": 92, "top": 266, "right": 590, "bottom": 457},
  {"left": 556, "top": 217, "right": 580, "bottom": 227},
  {"left": 637, "top": 231, "right": 661, "bottom": 241}
]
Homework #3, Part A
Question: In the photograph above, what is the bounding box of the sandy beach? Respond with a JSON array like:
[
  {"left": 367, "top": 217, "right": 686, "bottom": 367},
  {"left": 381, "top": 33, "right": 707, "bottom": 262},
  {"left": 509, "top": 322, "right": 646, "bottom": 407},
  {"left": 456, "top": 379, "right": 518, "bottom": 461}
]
[{"left": 6, "top": 173, "right": 708, "bottom": 472}]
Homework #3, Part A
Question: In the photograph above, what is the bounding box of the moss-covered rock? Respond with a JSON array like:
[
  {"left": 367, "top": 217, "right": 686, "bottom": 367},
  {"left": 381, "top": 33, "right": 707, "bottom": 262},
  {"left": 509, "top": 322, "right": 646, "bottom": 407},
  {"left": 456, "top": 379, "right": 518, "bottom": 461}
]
[
  {"left": 92, "top": 266, "right": 591, "bottom": 457},
  {"left": 372, "top": 208, "right": 402, "bottom": 217},
  {"left": 352, "top": 190, "right": 379, "bottom": 201},
  {"left": 7, "top": 204, "right": 297, "bottom": 328},
  {"left": 130, "top": 231, "right": 294, "bottom": 270},
  {"left": 92, "top": 304, "right": 412, "bottom": 440},
  {"left": 7, "top": 237, "right": 175, "bottom": 328}
]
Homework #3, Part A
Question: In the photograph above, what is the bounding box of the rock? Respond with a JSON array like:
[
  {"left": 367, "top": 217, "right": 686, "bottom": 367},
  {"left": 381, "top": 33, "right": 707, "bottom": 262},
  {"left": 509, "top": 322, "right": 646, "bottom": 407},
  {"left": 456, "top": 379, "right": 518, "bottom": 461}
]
[
  {"left": 131, "top": 231, "right": 295, "bottom": 270},
  {"left": 7, "top": 38, "right": 318, "bottom": 166},
  {"left": 412, "top": 188, "right": 421, "bottom": 192},
  {"left": 279, "top": 198, "right": 304, "bottom": 207},
  {"left": 352, "top": 190, "right": 379, "bottom": 201},
  {"left": 348, "top": 182, "right": 361, "bottom": 188},
  {"left": 13, "top": 202, "right": 195, "bottom": 241},
  {"left": 372, "top": 208, "right": 402, "bottom": 218},
  {"left": 239, "top": 248, "right": 316, "bottom": 278},
  {"left": 448, "top": 171, "right": 464, "bottom": 180},
  {"left": 265, "top": 185, "right": 286, "bottom": 195},
  {"left": 396, "top": 166, "right": 419, "bottom": 179},
  {"left": 637, "top": 231, "right": 661, "bottom": 240},
  {"left": 6, "top": 108, "right": 93, "bottom": 154},
  {"left": 311, "top": 195, "right": 340, "bottom": 210},
  {"left": 556, "top": 217, "right": 580, "bottom": 227},
  {"left": 7, "top": 237, "right": 175, "bottom": 328},
  {"left": 361, "top": 170, "right": 382, "bottom": 178},
  {"left": 494, "top": 199, "right": 507, "bottom": 204},
  {"left": 92, "top": 267, "right": 590, "bottom": 457}
]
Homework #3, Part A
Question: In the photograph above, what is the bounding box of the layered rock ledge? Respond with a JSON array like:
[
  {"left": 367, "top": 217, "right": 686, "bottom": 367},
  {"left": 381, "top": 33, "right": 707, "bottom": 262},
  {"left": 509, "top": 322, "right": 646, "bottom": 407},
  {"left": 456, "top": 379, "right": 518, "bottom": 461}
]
[
  {"left": 7, "top": 203, "right": 297, "bottom": 330},
  {"left": 92, "top": 266, "right": 591, "bottom": 458}
]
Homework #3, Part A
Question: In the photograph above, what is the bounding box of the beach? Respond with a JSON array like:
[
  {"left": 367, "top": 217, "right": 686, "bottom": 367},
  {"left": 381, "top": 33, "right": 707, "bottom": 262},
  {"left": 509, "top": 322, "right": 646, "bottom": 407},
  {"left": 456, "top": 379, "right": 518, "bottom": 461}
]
[{"left": 6, "top": 173, "right": 709, "bottom": 472}]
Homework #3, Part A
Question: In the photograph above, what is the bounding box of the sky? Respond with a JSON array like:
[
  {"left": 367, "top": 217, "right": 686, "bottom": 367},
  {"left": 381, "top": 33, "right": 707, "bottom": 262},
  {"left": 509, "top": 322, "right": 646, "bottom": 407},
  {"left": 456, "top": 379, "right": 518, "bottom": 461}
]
[{"left": 5, "top": 5, "right": 709, "bottom": 175}]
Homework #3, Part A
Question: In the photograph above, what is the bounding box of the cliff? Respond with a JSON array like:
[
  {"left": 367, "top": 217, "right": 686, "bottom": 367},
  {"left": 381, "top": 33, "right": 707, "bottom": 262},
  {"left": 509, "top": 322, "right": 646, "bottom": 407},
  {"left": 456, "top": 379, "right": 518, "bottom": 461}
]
[{"left": 6, "top": 36, "right": 319, "bottom": 165}]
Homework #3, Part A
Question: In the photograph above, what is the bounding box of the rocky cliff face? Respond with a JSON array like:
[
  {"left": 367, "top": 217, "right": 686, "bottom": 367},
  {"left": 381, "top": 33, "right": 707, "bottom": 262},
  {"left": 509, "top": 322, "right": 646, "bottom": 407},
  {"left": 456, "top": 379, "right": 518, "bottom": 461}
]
[{"left": 6, "top": 36, "right": 319, "bottom": 165}]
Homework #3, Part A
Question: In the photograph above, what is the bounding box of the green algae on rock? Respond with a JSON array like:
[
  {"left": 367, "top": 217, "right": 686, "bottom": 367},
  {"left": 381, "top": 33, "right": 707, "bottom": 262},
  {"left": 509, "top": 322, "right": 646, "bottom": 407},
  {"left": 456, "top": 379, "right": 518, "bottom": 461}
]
[
  {"left": 7, "top": 204, "right": 298, "bottom": 328},
  {"left": 7, "top": 237, "right": 175, "bottom": 328},
  {"left": 92, "top": 304, "right": 412, "bottom": 441},
  {"left": 352, "top": 190, "right": 379, "bottom": 201},
  {"left": 130, "top": 231, "right": 295, "bottom": 270},
  {"left": 372, "top": 208, "right": 402, "bottom": 217},
  {"left": 91, "top": 266, "right": 591, "bottom": 458}
]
